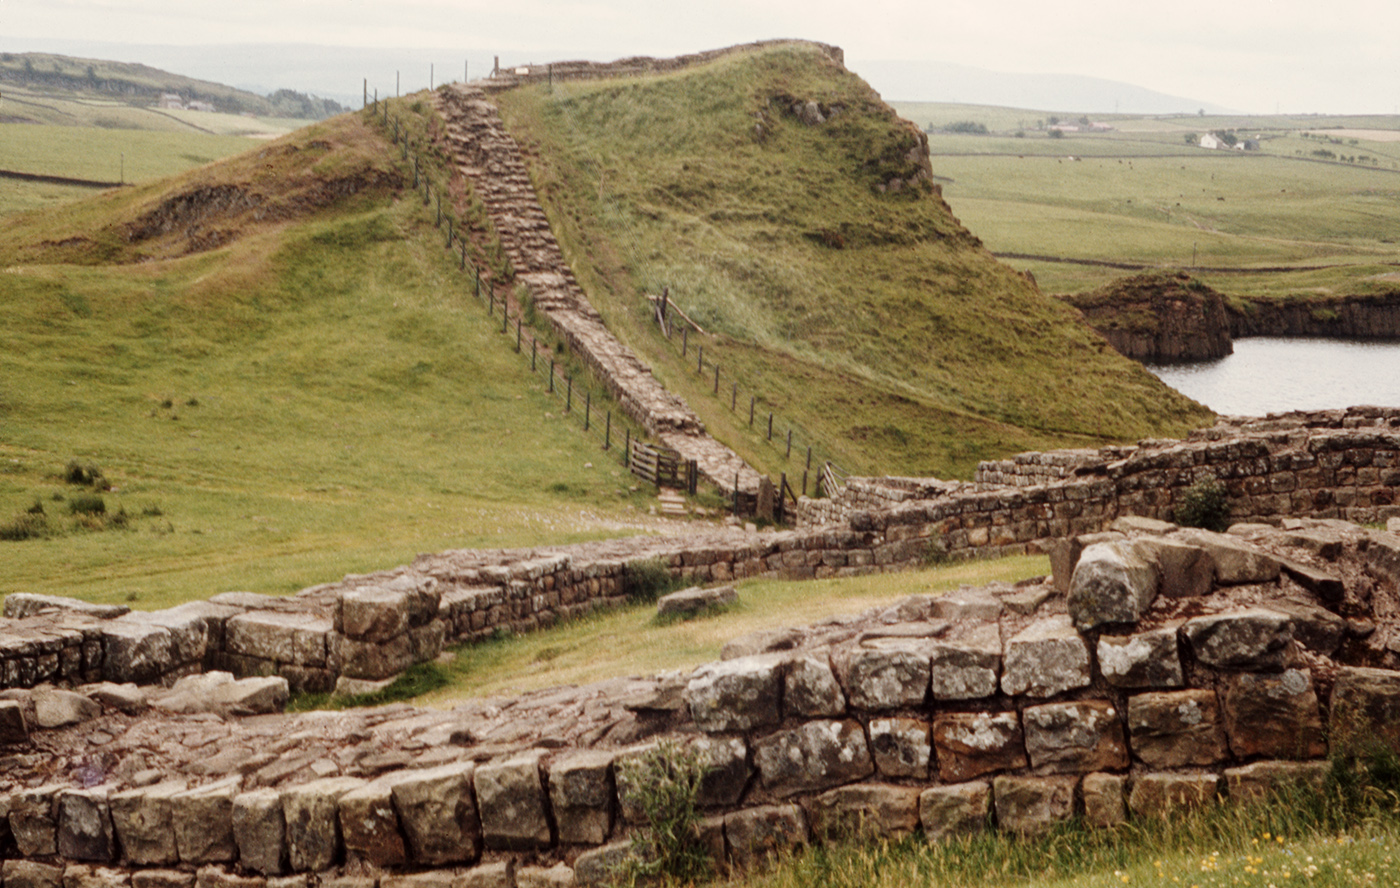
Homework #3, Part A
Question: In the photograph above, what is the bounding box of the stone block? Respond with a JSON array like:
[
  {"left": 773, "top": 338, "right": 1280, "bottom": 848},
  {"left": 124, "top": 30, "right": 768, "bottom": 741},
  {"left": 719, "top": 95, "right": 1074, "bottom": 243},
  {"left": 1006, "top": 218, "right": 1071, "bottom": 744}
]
[
  {"left": 3, "top": 593, "right": 128, "bottom": 620},
  {"left": 932, "top": 711, "right": 1027, "bottom": 782},
  {"left": 282, "top": 777, "right": 365, "bottom": 872},
  {"left": 835, "top": 641, "right": 930, "bottom": 710},
  {"left": 336, "top": 587, "right": 411, "bottom": 642},
  {"left": 390, "top": 761, "right": 480, "bottom": 865},
  {"left": 1068, "top": 540, "right": 1159, "bottom": 631},
  {"left": 517, "top": 863, "right": 575, "bottom": 888},
  {"left": 1182, "top": 609, "right": 1292, "bottom": 670},
  {"left": 1127, "top": 690, "right": 1228, "bottom": 767},
  {"left": 1222, "top": 669, "right": 1326, "bottom": 759},
  {"left": 0, "top": 698, "right": 29, "bottom": 745},
  {"left": 225, "top": 612, "right": 330, "bottom": 668},
  {"left": 928, "top": 625, "right": 1001, "bottom": 701},
  {"left": 1128, "top": 773, "right": 1218, "bottom": 817},
  {"left": 931, "top": 589, "right": 1003, "bottom": 621},
  {"left": 548, "top": 750, "right": 614, "bottom": 845},
  {"left": 807, "top": 784, "right": 921, "bottom": 841},
  {"left": 753, "top": 720, "right": 873, "bottom": 798},
  {"left": 1, "top": 861, "right": 63, "bottom": 888},
  {"left": 476, "top": 751, "right": 552, "bottom": 851},
  {"left": 110, "top": 781, "right": 184, "bottom": 866},
  {"left": 152, "top": 672, "right": 289, "bottom": 716},
  {"left": 83, "top": 681, "right": 148, "bottom": 715},
  {"left": 1224, "top": 760, "right": 1332, "bottom": 804},
  {"left": 685, "top": 653, "right": 784, "bottom": 733},
  {"left": 1175, "top": 529, "right": 1281, "bottom": 584},
  {"left": 1050, "top": 531, "right": 1125, "bottom": 594},
  {"left": 783, "top": 654, "right": 846, "bottom": 717},
  {"left": 574, "top": 841, "right": 635, "bottom": 887},
  {"left": 232, "top": 788, "right": 285, "bottom": 876},
  {"left": 723, "top": 805, "right": 807, "bottom": 870},
  {"left": 657, "top": 585, "right": 737, "bottom": 619},
  {"left": 192, "top": 866, "right": 265, "bottom": 888},
  {"left": 693, "top": 735, "right": 752, "bottom": 808},
  {"left": 869, "top": 717, "right": 931, "bottom": 778},
  {"left": 453, "top": 861, "right": 516, "bottom": 888},
  {"left": 1329, "top": 666, "right": 1400, "bottom": 754},
  {"left": 1097, "top": 628, "right": 1183, "bottom": 688},
  {"left": 1082, "top": 772, "right": 1126, "bottom": 827},
  {"left": 1267, "top": 601, "right": 1345, "bottom": 655},
  {"left": 57, "top": 787, "right": 115, "bottom": 862},
  {"left": 132, "top": 871, "right": 196, "bottom": 888},
  {"left": 919, "top": 781, "right": 990, "bottom": 841},
  {"left": 101, "top": 620, "right": 175, "bottom": 684},
  {"left": 339, "top": 774, "right": 409, "bottom": 867},
  {"left": 62, "top": 864, "right": 133, "bottom": 888},
  {"left": 1023, "top": 700, "right": 1127, "bottom": 773},
  {"left": 1001, "top": 616, "right": 1091, "bottom": 697},
  {"left": 173, "top": 778, "right": 239, "bottom": 864},
  {"left": 331, "top": 632, "right": 415, "bottom": 681},
  {"left": 1132, "top": 537, "right": 1214, "bottom": 598},
  {"left": 992, "top": 775, "right": 1076, "bottom": 835},
  {"left": 33, "top": 687, "right": 102, "bottom": 728},
  {"left": 11, "top": 783, "right": 62, "bottom": 857}
]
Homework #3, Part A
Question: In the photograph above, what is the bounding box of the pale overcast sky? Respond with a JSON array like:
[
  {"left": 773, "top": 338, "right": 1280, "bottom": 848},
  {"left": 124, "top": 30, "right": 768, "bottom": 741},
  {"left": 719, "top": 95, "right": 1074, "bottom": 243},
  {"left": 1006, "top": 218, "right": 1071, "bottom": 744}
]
[{"left": 5, "top": 0, "right": 1399, "bottom": 114}]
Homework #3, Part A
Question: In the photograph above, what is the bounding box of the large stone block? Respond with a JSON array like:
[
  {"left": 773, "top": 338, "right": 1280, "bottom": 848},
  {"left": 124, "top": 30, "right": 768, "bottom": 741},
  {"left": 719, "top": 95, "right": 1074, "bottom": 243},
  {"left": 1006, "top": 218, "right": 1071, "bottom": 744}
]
[
  {"left": 336, "top": 587, "right": 412, "bottom": 643},
  {"left": 693, "top": 735, "right": 752, "bottom": 808},
  {"left": 131, "top": 870, "right": 195, "bottom": 888},
  {"left": 806, "top": 784, "right": 921, "bottom": 841},
  {"left": 225, "top": 612, "right": 330, "bottom": 668},
  {"left": 1001, "top": 616, "right": 1091, "bottom": 697},
  {"left": 1, "top": 861, "right": 63, "bottom": 888},
  {"left": 992, "top": 775, "right": 1076, "bottom": 835},
  {"left": 1097, "top": 628, "right": 1183, "bottom": 688},
  {"left": 928, "top": 625, "right": 1001, "bottom": 701},
  {"left": 476, "top": 752, "right": 552, "bottom": 851},
  {"left": 111, "top": 781, "right": 185, "bottom": 866},
  {"left": 723, "top": 805, "right": 807, "bottom": 870},
  {"left": 1132, "top": 537, "right": 1214, "bottom": 598},
  {"left": 919, "top": 781, "right": 990, "bottom": 841},
  {"left": 232, "top": 788, "right": 285, "bottom": 876},
  {"left": 173, "top": 778, "right": 239, "bottom": 864},
  {"left": 1082, "top": 772, "right": 1126, "bottom": 827},
  {"left": 1127, "top": 690, "right": 1228, "bottom": 767},
  {"left": 574, "top": 841, "right": 635, "bottom": 888},
  {"left": 101, "top": 620, "right": 175, "bottom": 684},
  {"left": 332, "top": 632, "right": 415, "bottom": 681},
  {"left": 753, "top": 720, "right": 873, "bottom": 798},
  {"left": 1329, "top": 666, "right": 1400, "bottom": 754},
  {"left": 1224, "top": 760, "right": 1332, "bottom": 804},
  {"left": 869, "top": 717, "right": 931, "bottom": 779},
  {"left": 58, "top": 787, "right": 115, "bottom": 862},
  {"left": 339, "top": 774, "right": 410, "bottom": 867},
  {"left": 60, "top": 864, "right": 132, "bottom": 888},
  {"left": 1050, "top": 531, "right": 1125, "bottom": 594},
  {"left": 932, "top": 711, "right": 1027, "bottom": 782},
  {"left": 1068, "top": 540, "right": 1159, "bottom": 631},
  {"left": 0, "top": 698, "right": 29, "bottom": 745},
  {"left": 390, "top": 762, "right": 480, "bottom": 865},
  {"left": 11, "top": 784, "right": 62, "bottom": 857},
  {"left": 548, "top": 750, "right": 614, "bottom": 845},
  {"left": 835, "top": 641, "right": 930, "bottom": 710},
  {"left": 685, "top": 653, "right": 784, "bottom": 733},
  {"left": 33, "top": 687, "right": 101, "bottom": 728},
  {"left": 1128, "top": 773, "right": 1218, "bottom": 817},
  {"left": 784, "top": 654, "right": 846, "bottom": 717},
  {"left": 1023, "top": 700, "right": 1127, "bottom": 773},
  {"left": 1222, "top": 670, "right": 1326, "bottom": 759},
  {"left": 1182, "top": 609, "right": 1292, "bottom": 670},
  {"left": 282, "top": 777, "right": 366, "bottom": 872},
  {"left": 1175, "top": 529, "right": 1281, "bottom": 585}
]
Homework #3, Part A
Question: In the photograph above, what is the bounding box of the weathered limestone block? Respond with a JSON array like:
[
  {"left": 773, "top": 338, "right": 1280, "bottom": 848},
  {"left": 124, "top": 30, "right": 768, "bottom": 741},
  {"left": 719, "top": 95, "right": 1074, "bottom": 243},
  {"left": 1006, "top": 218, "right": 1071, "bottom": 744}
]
[
  {"left": 56, "top": 787, "right": 114, "bottom": 862},
  {"left": 282, "top": 777, "right": 366, "bottom": 872},
  {"left": 869, "top": 717, "right": 931, "bottom": 778},
  {"left": 1176, "top": 529, "right": 1281, "bottom": 585},
  {"left": 83, "top": 681, "right": 148, "bottom": 715},
  {"left": 928, "top": 625, "right": 1001, "bottom": 701},
  {"left": 232, "top": 788, "right": 286, "bottom": 876},
  {"left": 723, "top": 804, "right": 808, "bottom": 870},
  {"left": 806, "top": 784, "right": 921, "bottom": 840},
  {"left": 517, "top": 862, "right": 575, "bottom": 888},
  {"left": 1002, "top": 616, "right": 1091, "bottom": 697},
  {"left": 1225, "top": 760, "right": 1332, "bottom": 803},
  {"left": 131, "top": 870, "right": 195, "bottom": 888},
  {"left": 192, "top": 865, "right": 264, "bottom": 888},
  {"left": 61, "top": 864, "right": 133, "bottom": 888},
  {"left": 1127, "top": 690, "right": 1228, "bottom": 767},
  {"left": 685, "top": 653, "right": 784, "bottom": 733},
  {"left": 152, "top": 672, "right": 289, "bottom": 716},
  {"left": 1268, "top": 601, "right": 1345, "bottom": 655},
  {"left": 574, "top": 841, "right": 636, "bottom": 887},
  {"left": 548, "top": 750, "right": 614, "bottom": 845},
  {"left": 656, "top": 585, "right": 737, "bottom": 619},
  {"left": 1097, "top": 628, "right": 1183, "bottom": 688},
  {"left": 783, "top": 654, "right": 846, "bottom": 717},
  {"left": 226, "top": 612, "right": 330, "bottom": 668},
  {"left": 1, "top": 860, "right": 63, "bottom": 888},
  {"left": 992, "top": 775, "right": 1076, "bottom": 835},
  {"left": 4, "top": 593, "right": 129, "bottom": 620},
  {"left": 339, "top": 774, "right": 409, "bottom": 867},
  {"left": 753, "top": 720, "right": 873, "bottom": 798},
  {"left": 1279, "top": 559, "right": 1345, "bottom": 602},
  {"left": 0, "top": 698, "right": 29, "bottom": 744},
  {"left": 1068, "top": 540, "right": 1159, "bottom": 631},
  {"left": 1082, "top": 772, "right": 1127, "bottom": 827},
  {"left": 1132, "top": 537, "right": 1214, "bottom": 598},
  {"left": 693, "top": 735, "right": 752, "bottom": 808},
  {"left": 1050, "top": 531, "right": 1125, "bottom": 593},
  {"left": 1128, "top": 773, "right": 1219, "bottom": 817},
  {"left": 931, "top": 589, "right": 1003, "bottom": 621},
  {"left": 101, "top": 620, "right": 175, "bottom": 684},
  {"left": 476, "top": 751, "right": 552, "bottom": 851},
  {"left": 1023, "top": 700, "right": 1127, "bottom": 773},
  {"left": 835, "top": 641, "right": 930, "bottom": 710},
  {"left": 390, "top": 762, "right": 481, "bottom": 865},
  {"left": 919, "top": 781, "right": 990, "bottom": 841},
  {"left": 332, "top": 632, "right": 414, "bottom": 681},
  {"left": 1222, "top": 670, "right": 1326, "bottom": 759},
  {"left": 336, "top": 587, "right": 412, "bottom": 642},
  {"left": 443, "top": 861, "right": 516, "bottom": 888},
  {"left": 33, "top": 687, "right": 101, "bottom": 728},
  {"left": 1182, "top": 609, "right": 1292, "bottom": 670},
  {"left": 110, "top": 781, "right": 184, "bottom": 866},
  {"left": 1329, "top": 666, "right": 1400, "bottom": 754},
  {"left": 932, "top": 711, "right": 1027, "bottom": 782},
  {"left": 173, "top": 778, "right": 240, "bottom": 864},
  {"left": 11, "top": 784, "right": 62, "bottom": 856}
]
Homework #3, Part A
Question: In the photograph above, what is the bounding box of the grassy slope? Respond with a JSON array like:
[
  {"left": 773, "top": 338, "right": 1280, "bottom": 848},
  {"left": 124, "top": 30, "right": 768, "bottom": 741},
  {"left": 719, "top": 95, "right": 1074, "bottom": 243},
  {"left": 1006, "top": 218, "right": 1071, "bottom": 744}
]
[
  {"left": 493, "top": 45, "right": 1211, "bottom": 479},
  {"left": 0, "top": 108, "right": 656, "bottom": 609}
]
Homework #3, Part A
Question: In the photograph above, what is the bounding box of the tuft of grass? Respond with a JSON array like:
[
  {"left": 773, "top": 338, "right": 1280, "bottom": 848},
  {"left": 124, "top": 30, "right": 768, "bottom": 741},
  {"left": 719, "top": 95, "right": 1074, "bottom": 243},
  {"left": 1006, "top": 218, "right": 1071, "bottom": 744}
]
[
  {"left": 288, "top": 661, "right": 451, "bottom": 712},
  {"left": 617, "top": 740, "right": 713, "bottom": 884},
  {"left": 1174, "top": 476, "right": 1231, "bottom": 532},
  {"left": 623, "top": 557, "right": 685, "bottom": 604}
]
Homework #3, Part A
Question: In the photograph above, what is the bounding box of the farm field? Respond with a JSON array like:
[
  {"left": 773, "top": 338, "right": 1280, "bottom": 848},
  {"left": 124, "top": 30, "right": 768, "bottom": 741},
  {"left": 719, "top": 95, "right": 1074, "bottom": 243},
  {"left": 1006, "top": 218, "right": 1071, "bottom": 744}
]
[{"left": 892, "top": 102, "right": 1400, "bottom": 296}]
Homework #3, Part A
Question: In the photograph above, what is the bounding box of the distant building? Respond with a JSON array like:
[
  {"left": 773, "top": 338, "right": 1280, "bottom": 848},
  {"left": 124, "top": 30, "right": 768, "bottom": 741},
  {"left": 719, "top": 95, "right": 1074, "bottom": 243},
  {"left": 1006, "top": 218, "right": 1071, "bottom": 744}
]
[
  {"left": 159, "top": 93, "right": 183, "bottom": 109},
  {"left": 186, "top": 100, "right": 216, "bottom": 113},
  {"left": 1199, "top": 133, "right": 1225, "bottom": 150}
]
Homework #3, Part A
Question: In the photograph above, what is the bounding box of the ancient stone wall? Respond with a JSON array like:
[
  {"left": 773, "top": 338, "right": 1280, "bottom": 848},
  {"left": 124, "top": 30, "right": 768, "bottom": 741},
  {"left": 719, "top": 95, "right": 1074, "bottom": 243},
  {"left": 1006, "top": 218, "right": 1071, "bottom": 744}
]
[{"left": 5, "top": 517, "right": 1400, "bottom": 886}]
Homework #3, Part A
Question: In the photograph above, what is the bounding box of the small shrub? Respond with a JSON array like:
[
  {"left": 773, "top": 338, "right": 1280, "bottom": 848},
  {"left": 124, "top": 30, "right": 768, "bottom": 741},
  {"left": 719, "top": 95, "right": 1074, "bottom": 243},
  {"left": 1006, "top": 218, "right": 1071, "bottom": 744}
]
[
  {"left": 0, "top": 512, "right": 49, "bottom": 541},
  {"left": 623, "top": 557, "right": 682, "bottom": 604},
  {"left": 68, "top": 493, "right": 106, "bottom": 515},
  {"left": 64, "top": 460, "right": 107, "bottom": 488},
  {"left": 617, "top": 740, "right": 712, "bottom": 883},
  {"left": 1173, "top": 477, "right": 1230, "bottom": 531}
]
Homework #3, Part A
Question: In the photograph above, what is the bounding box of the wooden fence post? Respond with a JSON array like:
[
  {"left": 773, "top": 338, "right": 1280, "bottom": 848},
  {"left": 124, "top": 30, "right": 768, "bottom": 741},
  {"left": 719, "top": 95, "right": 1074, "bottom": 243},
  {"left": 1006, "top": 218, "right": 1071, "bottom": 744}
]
[
  {"left": 549, "top": 359, "right": 555, "bottom": 393},
  {"left": 516, "top": 318, "right": 522, "bottom": 352},
  {"left": 697, "top": 345, "right": 703, "bottom": 374},
  {"left": 604, "top": 411, "right": 611, "bottom": 449},
  {"left": 767, "top": 413, "right": 773, "bottom": 441},
  {"left": 531, "top": 338, "right": 537, "bottom": 372},
  {"left": 786, "top": 429, "right": 792, "bottom": 458},
  {"left": 566, "top": 376, "right": 573, "bottom": 413},
  {"left": 502, "top": 306, "right": 508, "bottom": 334},
  {"left": 488, "top": 291, "right": 494, "bottom": 316},
  {"left": 749, "top": 397, "right": 755, "bottom": 426},
  {"left": 460, "top": 241, "right": 466, "bottom": 270},
  {"left": 714, "top": 364, "right": 720, "bottom": 394},
  {"left": 584, "top": 392, "right": 591, "bottom": 431},
  {"left": 624, "top": 429, "right": 630, "bottom": 467},
  {"left": 731, "top": 382, "right": 737, "bottom": 411},
  {"left": 682, "top": 326, "right": 688, "bottom": 357}
]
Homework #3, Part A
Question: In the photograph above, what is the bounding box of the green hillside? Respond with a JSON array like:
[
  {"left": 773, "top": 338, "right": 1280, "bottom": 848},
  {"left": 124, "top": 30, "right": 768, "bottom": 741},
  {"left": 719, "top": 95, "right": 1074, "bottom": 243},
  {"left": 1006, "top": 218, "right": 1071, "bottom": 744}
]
[{"left": 493, "top": 44, "right": 1212, "bottom": 477}]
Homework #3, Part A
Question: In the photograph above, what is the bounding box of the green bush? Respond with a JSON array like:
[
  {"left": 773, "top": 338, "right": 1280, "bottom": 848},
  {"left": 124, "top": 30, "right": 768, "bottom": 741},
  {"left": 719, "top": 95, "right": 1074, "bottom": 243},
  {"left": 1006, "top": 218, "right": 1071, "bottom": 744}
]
[
  {"left": 67, "top": 492, "right": 107, "bottom": 515},
  {"left": 0, "top": 512, "right": 49, "bottom": 541},
  {"left": 617, "top": 740, "right": 712, "bottom": 883},
  {"left": 1173, "top": 477, "right": 1230, "bottom": 531},
  {"left": 622, "top": 557, "right": 682, "bottom": 604},
  {"left": 63, "top": 460, "right": 108, "bottom": 489}
]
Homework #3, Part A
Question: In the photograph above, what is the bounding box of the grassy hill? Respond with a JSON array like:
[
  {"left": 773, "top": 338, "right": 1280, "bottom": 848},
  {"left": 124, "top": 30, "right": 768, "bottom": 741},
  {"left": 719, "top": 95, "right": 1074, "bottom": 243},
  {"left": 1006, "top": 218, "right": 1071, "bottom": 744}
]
[{"left": 492, "top": 44, "right": 1212, "bottom": 478}]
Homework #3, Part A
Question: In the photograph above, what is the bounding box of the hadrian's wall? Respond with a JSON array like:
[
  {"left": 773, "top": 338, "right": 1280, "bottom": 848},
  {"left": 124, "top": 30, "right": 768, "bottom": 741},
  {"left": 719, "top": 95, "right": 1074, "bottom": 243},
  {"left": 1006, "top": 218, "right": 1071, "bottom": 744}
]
[{"left": 5, "top": 515, "right": 1400, "bottom": 887}]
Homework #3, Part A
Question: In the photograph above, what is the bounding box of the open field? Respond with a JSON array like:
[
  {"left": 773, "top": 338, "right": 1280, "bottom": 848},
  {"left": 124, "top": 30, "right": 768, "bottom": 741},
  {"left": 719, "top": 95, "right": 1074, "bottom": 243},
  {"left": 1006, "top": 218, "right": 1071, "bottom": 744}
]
[{"left": 890, "top": 103, "right": 1400, "bottom": 295}]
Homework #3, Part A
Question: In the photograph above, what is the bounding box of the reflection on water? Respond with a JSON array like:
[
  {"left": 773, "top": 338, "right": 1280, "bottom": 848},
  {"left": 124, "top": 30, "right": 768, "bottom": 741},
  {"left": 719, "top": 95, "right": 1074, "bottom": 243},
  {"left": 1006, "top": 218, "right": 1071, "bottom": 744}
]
[{"left": 1147, "top": 338, "right": 1400, "bottom": 416}]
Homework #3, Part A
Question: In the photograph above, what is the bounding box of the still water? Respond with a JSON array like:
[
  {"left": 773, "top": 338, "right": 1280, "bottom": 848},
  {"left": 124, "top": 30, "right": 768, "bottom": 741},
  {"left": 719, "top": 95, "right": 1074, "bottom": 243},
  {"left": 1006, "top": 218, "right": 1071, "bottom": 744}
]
[{"left": 1147, "top": 338, "right": 1400, "bottom": 416}]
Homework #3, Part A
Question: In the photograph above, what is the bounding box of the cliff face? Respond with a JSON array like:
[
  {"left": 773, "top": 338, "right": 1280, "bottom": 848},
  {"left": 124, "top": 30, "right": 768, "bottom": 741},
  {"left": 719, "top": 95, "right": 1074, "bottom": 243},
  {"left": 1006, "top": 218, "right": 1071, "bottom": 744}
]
[
  {"left": 1062, "top": 272, "right": 1233, "bottom": 363},
  {"left": 1230, "top": 290, "right": 1400, "bottom": 338}
]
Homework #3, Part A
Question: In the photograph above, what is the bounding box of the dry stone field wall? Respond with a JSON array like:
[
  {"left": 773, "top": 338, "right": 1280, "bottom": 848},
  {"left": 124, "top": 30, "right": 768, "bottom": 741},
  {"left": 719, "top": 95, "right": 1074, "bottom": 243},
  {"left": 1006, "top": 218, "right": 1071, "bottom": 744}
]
[
  {"left": 432, "top": 84, "right": 763, "bottom": 499},
  {"left": 6, "top": 513, "right": 1400, "bottom": 887},
  {"left": 483, "top": 40, "right": 844, "bottom": 90}
]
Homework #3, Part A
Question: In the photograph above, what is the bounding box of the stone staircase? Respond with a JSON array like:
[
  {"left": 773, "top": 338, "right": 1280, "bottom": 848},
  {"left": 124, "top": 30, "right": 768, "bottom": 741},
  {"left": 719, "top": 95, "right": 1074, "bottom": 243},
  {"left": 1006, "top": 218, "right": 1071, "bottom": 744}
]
[{"left": 434, "top": 84, "right": 764, "bottom": 498}]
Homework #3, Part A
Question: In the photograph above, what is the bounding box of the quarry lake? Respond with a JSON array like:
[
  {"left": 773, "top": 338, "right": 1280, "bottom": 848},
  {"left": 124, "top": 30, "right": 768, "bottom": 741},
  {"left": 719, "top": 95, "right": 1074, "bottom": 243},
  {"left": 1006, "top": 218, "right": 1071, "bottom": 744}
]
[{"left": 1147, "top": 337, "right": 1400, "bottom": 416}]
